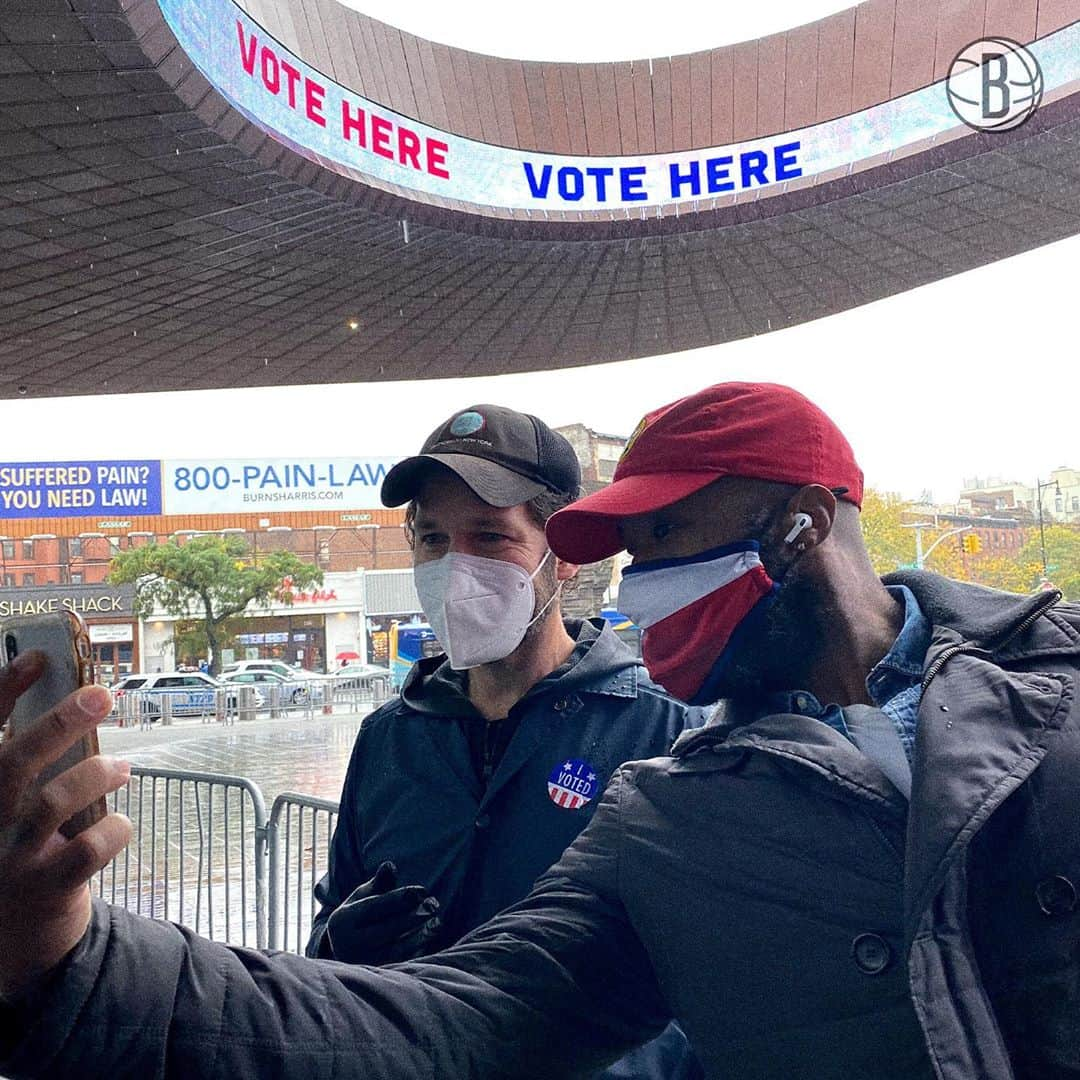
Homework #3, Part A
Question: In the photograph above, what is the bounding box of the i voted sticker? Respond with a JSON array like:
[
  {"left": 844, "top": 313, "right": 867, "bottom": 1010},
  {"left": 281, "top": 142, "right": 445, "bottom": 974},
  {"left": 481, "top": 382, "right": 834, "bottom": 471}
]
[{"left": 547, "top": 758, "right": 599, "bottom": 810}]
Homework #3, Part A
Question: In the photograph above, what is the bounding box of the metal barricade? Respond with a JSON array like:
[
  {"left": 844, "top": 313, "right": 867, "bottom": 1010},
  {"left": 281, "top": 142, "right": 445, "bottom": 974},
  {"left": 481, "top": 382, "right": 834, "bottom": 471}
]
[
  {"left": 266, "top": 682, "right": 284, "bottom": 719},
  {"left": 328, "top": 673, "right": 392, "bottom": 712},
  {"left": 214, "top": 687, "right": 236, "bottom": 725},
  {"left": 262, "top": 681, "right": 321, "bottom": 720},
  {"left": 118, "top": 691, "right": 142, "bottom": 728},
  {"left": 90, "top": 679, "right": 382, "bottom": 950},
  {"left": 95, "top": 766, "right": 270, "bottom": 948},
  {"left": 114, "top": 689, "right": 249, "bottom": 727},
  {"left": 266, "top": 792, "right": 341, "bottom": 952}
]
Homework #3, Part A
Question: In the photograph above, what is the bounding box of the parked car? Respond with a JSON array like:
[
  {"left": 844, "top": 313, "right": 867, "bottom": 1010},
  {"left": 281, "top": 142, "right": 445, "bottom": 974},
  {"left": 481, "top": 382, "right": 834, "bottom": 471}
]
[
  {"left": 219, "top": 668, "right": 322, "bottom": 706},
  {"left": 112, "top": 672, "right": 263, "bottom": 720},
  {"left": 329, "top": 662, "right": 391, "bottom": 690},
  {"left": 221, "top": 659, "right": 332, "bottom": 682}
]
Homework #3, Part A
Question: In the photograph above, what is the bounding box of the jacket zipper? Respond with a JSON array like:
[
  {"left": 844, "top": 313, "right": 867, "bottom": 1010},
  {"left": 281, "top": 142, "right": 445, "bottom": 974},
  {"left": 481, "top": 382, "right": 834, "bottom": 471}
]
[
  {"left": 482, "top": 719, "right": 506, "bottom": 786},
  {"left": 483, "top": 727, "right": 496, "bottom": 784},
  {"left": 921, "top": 589, "right": 1063, "bottom": 693}
]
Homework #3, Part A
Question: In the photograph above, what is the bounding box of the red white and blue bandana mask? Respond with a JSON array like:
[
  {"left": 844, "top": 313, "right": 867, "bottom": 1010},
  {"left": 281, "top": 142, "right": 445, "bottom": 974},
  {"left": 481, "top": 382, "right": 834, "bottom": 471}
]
[{"left": 618, "top": 541, "right": 779, "bottom": 705}]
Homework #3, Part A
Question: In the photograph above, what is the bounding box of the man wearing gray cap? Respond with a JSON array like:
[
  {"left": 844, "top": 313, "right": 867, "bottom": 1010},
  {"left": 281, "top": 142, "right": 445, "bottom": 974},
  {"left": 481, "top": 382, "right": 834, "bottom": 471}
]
[{"left": 305, "top": 404, "right": 701, "bottom": 1079}]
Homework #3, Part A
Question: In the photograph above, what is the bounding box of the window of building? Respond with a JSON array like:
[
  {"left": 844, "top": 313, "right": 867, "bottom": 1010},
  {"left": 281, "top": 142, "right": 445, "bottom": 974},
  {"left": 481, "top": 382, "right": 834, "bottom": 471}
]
[
  {"left": 2, "top": 574, "right": 13, "bottom": 587},
  {"left": 1, "top": 541, "right": 12, "bottom": 560},
  {"left": 70, "top": 573, "right": 83, "bottom": 584},
  {"left": 21, "top": 573, "right": 35, "bottom": 586},
  {"left": 1056, "top": 497, "right": 1064, "bottom": 514},
  {"left": 22, "top": 539, "right": 33, "bottom": 559},
  {"left": 70, "top": 538, "right": 83, "bottom": 558},
  {"left": 1072, "top": 496, "right": 1079, "bottom": 512}
]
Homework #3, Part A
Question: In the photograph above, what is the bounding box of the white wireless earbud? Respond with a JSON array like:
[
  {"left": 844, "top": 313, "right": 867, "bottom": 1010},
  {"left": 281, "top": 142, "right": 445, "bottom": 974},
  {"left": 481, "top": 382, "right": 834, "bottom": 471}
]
[{"left": 783, "top": 513, "right": 813, "bottom": 545}]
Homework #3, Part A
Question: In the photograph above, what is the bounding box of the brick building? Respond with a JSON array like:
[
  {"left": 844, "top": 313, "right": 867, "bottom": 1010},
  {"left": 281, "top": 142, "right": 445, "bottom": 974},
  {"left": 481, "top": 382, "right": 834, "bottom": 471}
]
[
  {"left": 0, "top": 511, "right": 412, "bottom": 588},
  {"left": 554, "top": 425, "right": 629, "bottom": 622}
]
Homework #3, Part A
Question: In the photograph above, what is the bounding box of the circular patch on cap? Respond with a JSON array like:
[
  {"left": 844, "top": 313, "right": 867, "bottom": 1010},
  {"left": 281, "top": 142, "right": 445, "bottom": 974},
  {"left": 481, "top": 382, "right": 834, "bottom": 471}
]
[
  {"left": 547, "top": 758, "right": 599, "bottom": 810},
  {"left": 620, "top": 414, "right": 649, "bottom": 461},
  {"left": 449, "top": 411, "right": 486, "bottom": 436}
]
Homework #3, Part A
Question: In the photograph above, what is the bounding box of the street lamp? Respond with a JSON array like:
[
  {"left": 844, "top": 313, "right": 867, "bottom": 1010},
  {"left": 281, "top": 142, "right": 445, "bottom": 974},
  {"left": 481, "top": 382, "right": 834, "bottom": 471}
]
[
  {"left": 901, "top": 522, "right": 971, "bottom": 569},
  {"left": 1035, "top": 477, "right": 1061, "bottom": 581}
]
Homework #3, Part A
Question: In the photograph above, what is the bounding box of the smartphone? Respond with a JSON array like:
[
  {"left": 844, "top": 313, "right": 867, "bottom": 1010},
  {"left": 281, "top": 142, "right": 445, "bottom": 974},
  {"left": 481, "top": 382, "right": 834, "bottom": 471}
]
[{"left": 0, "top": 610, "right": 108, "bottom": 838}]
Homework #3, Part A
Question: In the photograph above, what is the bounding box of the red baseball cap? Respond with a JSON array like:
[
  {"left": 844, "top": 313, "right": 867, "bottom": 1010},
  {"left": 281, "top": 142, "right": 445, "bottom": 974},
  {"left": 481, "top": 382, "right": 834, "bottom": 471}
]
[{"left": 546, "top": 382, "right": 864, "bottom": 564}]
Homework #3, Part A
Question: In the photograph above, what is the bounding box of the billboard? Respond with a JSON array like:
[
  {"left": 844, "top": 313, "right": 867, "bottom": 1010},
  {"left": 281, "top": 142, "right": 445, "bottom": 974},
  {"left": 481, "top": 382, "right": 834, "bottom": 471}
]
[
  {"left": 0, "top": 461, "right": 162, "bottom": 520},
  {"left": 0, "top": 458, "right": 399, "bottom": 520},
  {"left": 162, "top": 458, "right": 398, "bottom": 515}
]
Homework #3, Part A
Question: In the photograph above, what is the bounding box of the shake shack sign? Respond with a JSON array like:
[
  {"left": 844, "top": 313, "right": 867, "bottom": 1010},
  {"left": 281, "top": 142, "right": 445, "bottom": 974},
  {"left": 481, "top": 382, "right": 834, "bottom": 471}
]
[{"left": 0, "top": 583, "right": 135, "bottom": 619}]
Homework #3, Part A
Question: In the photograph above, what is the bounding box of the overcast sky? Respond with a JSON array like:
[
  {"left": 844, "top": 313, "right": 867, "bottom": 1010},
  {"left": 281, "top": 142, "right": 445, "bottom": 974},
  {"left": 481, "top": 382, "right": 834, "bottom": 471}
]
[
  {"left": 336, "top": 0, "right": 858, "bottom": 60},
  {"left": 0, "top": 2, "right": 1072, "bottom": 504}
]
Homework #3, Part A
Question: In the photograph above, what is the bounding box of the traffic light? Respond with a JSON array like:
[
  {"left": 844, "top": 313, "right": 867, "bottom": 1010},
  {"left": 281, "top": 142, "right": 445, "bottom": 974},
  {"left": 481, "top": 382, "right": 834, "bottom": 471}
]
[{"left": 961, "top": 533, "right": 982, "bottom": 555}]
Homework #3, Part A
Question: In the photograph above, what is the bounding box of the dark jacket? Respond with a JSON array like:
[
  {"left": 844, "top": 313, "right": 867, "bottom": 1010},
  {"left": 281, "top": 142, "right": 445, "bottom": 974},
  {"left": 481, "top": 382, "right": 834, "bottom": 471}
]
[
  {"left": 308, "top": 619, "right": 697, "bottom": 955},
  {"left": 3, "top": 573, "right": 1079, "bottom": 1079},
  {"left": 306, "top": 618, "right": 702, "bottom": 1078}
]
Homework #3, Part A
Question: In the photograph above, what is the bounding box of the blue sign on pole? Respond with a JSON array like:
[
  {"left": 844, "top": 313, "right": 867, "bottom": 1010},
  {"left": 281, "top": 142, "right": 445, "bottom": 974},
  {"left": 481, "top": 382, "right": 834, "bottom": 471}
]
[{"left": 0, "top": 461, "right": 163, "bottom": 519}]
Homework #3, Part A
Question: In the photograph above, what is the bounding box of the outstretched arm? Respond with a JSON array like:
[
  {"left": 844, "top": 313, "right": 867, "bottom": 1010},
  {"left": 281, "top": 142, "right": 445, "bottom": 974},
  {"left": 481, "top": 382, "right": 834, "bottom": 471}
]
[{"left": 0, "top": 656, "right": 668, "bottom": 1079}]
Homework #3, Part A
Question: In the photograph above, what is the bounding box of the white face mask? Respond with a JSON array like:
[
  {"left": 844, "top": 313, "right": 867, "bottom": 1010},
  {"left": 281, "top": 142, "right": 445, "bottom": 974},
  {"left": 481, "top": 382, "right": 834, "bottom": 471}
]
[{"left": 414, "top": 550, "right": 560, "bottom": 669}]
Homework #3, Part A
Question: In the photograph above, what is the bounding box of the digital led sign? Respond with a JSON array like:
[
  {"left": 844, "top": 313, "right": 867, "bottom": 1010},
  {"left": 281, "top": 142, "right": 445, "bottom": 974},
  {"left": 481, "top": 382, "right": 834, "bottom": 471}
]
[{"left": 148, "top": 6, "right": 1080, "bottom": 216}]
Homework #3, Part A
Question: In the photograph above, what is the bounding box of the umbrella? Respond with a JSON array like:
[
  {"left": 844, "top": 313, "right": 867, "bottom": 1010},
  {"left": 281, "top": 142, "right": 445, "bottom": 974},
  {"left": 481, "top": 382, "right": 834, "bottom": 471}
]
[{"left": 336, "top": 650, "right": 361, "bottom": 662}]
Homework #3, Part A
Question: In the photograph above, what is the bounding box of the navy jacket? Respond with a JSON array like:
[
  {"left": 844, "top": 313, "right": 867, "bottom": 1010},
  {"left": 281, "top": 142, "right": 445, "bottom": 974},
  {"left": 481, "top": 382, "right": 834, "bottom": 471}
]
[{"left": 308, "top": 618, "right": 702, "bottom": 1079}]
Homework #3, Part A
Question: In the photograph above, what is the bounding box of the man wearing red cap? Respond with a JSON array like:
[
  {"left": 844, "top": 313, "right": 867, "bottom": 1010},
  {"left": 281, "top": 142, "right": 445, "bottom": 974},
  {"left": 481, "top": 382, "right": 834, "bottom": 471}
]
[
  {"left": 547, "top": 381, "right": 870, "bottom": 710},
  {"left": 1, "top": 383, "right": 1079, "bottom": 1080}
]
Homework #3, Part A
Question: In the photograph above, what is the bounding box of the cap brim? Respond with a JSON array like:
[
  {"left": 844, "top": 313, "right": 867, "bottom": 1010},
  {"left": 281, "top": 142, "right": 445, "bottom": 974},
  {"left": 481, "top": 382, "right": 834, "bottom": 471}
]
[
  {"left": 381, "top": 454, "right": 549, "bottom": 508},
  {"left": 545, "top": 472, "right": 720, "bottom": 564}
]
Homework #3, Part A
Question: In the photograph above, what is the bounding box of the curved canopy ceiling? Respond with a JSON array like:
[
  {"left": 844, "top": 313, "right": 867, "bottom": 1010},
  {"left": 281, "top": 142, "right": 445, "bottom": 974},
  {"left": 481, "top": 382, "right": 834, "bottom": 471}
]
[{"left": 0, "top": 0, "right": 1077, "bottom": 399}]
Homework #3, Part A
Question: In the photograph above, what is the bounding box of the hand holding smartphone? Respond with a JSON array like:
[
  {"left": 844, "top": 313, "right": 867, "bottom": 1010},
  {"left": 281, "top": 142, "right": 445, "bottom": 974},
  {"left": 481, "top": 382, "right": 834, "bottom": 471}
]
[{"left": 0, "top": 611, "right": 109, "bottom": 838}]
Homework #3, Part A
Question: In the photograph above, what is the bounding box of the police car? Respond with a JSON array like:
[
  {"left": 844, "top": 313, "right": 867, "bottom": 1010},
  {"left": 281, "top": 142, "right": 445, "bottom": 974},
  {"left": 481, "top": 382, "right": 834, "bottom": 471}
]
[
  {"left": 111, "top": 671, "right": 263, "bottom": 720},
  {"left": 221, "top": 659, "right": 331, "bottom": 682},
  {"left": 218, "top": 667, "right": 323, "bottom": 706}
]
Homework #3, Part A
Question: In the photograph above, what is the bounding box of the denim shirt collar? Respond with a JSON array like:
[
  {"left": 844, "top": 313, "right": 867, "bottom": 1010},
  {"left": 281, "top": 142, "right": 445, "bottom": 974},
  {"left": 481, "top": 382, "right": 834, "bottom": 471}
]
[{"left": 864, "top": 587, "right": 933, "bottom": 686}]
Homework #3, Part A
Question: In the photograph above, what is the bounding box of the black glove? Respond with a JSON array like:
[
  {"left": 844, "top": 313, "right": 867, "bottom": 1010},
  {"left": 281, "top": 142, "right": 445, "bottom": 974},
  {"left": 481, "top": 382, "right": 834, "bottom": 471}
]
[{"left": 325, "top": 861, "right": 442, "bottom": 965}]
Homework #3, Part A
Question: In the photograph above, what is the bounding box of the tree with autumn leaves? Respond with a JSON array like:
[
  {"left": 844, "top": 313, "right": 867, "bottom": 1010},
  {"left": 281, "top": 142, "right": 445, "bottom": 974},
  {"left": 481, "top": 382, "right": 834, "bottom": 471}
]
[
  {"left": 109, "top": 535, "right": 322, "bottom": 675},
  {"left": 860, "top": 490, "right": 1080, "bottom": 600}
]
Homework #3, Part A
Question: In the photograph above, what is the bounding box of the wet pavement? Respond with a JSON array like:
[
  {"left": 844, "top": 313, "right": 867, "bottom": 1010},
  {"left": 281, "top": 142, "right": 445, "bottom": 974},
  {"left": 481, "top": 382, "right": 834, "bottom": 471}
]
[
  {"left": 95, "top": 709, "right": 379, "bottom": 951},
  {"left": 99, "top": 709, "right": 373, "bottom": 805}
]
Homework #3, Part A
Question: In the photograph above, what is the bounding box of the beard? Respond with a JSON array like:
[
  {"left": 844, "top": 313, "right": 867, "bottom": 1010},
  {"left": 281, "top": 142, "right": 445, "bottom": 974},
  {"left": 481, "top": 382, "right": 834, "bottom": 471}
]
[
  {"left": 520, "top": 553, "right": 562, "bottom": 645},
  {"left": 702, "top": 555, "right": 832, "bottom": 700}
]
